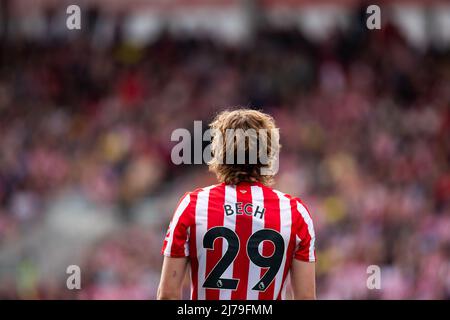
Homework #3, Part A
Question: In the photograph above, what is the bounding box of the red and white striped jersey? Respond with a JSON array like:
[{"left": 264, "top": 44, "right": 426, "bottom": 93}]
[{"left": 161, "top": 181, "right": 316, "bottom": 300}]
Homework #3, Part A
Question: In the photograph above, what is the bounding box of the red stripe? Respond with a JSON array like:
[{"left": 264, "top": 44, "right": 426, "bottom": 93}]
[
  {"left": 161, "top": 193, "right": 189, "bottom": 255},
  {"left": 205, "top": 184, "right": 226, "bottom": 300},
  {"left": 293, "top": 200, "right": 314, "bottom": 261},
  {"left": 298, "top": 200, "right": 316, "bottom": 260},
  {"left": 231, "top": 183, "right": 253, "bottom": 300},
  {"left": 277, "top": 196, "right": 297, "bottom": 300},
  {"left": 170, "top": 195, "right": 194, "bottom": 257},
  {"left": 188, "top": 191, "right": 200, "bottom": 300},
  {"left": 258, "top": 186, "right": 280, "bottom": 300}
]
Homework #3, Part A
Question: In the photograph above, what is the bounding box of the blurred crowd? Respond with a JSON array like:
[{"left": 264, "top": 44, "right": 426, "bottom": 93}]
[{"left": 0, "top": 5, "right": 449, "bottom": 299}]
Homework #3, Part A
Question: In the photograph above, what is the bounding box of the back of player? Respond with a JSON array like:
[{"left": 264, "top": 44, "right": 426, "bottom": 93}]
[
  {"left": 162, "top": 182, "right": 315, "bottom": 300},
  {"left": 158, "top": 109, "right": 316, "bottom": 300}
]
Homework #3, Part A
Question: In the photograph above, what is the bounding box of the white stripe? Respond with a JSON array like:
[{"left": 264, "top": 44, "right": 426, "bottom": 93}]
[
  {"left": 163, "top": 194, "right": 191, "bottom": 256},
  {"left": 195, "top": 186, "right": 213, "bottom": 300},
  {"left": 219, "top": 185, "right": 237, "bottom": 300},
  {"left": 246, "top": 185, "right": 264, "bottom": 300},
  {"left": 185, "top": 228, "right": 190, "bottom": 256},
  {"left": 273, "top": 190, "right": 291, "bottom": 299},
  {"left": 281, "top": 272, "right": 289, "bottom": 300},
  {"left": 296, "top": 202, "right": 316, "bottom": 262}
]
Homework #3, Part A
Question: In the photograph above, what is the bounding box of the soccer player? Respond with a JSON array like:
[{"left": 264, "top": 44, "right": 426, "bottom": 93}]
[{"left": 158, "top": 109, "right": 316, "bottom": 300}]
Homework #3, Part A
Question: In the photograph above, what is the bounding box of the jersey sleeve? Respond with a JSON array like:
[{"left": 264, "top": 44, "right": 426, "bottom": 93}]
[
  {"left": 161, "top": 192, "right": 195, "bottom": 258},
  {"left": 293, "top": 199, "right": 316, "bottom": 262}
]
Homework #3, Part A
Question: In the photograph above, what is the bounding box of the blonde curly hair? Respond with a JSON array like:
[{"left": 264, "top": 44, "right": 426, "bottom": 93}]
[{"left": 207, "top": 108, "right": 280, "bottom": 186}]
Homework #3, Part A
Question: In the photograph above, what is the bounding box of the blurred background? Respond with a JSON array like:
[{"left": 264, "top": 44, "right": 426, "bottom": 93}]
[{"left": 0, "top": 0, "right": 449, "bottom": 299}]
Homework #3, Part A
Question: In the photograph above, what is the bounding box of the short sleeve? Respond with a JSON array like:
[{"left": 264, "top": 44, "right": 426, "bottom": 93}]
[
  {"left": 293, "top": 199, "right": 316, "bottom": 262},
  {"left": 161, "top": 193, "right": 194, "bottom": 258}
]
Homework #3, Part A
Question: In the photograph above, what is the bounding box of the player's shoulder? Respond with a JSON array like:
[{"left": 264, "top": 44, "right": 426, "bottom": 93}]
[
  {"left": 180, "top": 183, "right": 224, "bottom": 199},
  {"left": 265, "top": 185, "right": 303, "bottom": 203},
  {"left": 267, "top": 186, "right": 312, "bottom": 214}
]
